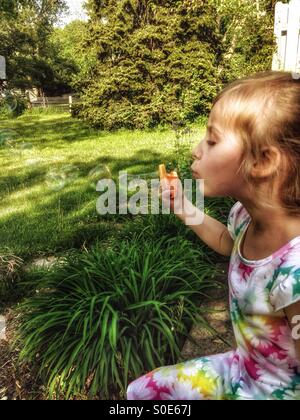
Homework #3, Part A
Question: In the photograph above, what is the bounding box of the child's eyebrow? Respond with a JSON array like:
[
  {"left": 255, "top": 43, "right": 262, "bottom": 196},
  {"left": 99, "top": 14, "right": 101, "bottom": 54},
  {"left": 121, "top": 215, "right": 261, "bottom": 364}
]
[{"left": 207, "top": 125, "right": 222, "bottom": 137}]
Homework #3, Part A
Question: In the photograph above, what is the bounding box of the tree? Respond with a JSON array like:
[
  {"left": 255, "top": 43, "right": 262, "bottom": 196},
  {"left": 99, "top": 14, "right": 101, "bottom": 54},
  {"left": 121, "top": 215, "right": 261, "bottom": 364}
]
[
  {"left": 209, "top": 0, "right": 288, "bottom": 84},
  {"left": 76, "top": 0, "right": 223, "bottom": 130},
  {"left": 0, "top": 0, "right": 69, "bottom": 94},
  {"left": 50, "top": 20, "right": 94, "bottom": 94},
  {"left": 0, "top": 0, "right": 22, "bottom": 15},
  {"left": 76, "top": 0, "right": 281, "bottom": 130}
]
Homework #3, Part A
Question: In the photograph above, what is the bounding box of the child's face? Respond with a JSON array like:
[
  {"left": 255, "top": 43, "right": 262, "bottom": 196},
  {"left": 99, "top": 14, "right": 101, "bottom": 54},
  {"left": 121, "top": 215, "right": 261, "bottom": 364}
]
[{"left": 191, "top": 100, "right": 246, "bottom": 198}]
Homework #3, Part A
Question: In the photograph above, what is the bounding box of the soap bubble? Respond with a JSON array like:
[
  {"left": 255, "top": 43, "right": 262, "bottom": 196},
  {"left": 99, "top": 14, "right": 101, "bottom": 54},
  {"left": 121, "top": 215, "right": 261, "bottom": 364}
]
[
  {"left": 0, "top": 129, "right": 18, "bottom": 148},
  {"left": 4, "top": 93, "right": 18, "bottom": 112},
  {"left": 88, "top": 164, "right": 112, "bottom": 190},
  {"left": 46, "top": 164, "right": 80, "bottom": 191}
]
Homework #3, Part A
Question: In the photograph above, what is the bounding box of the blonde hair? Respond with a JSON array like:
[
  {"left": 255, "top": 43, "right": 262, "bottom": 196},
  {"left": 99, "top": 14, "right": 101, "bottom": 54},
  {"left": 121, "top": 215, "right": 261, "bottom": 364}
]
[{"left": 213, "top": 71, "right": 300, "bottom": 216}]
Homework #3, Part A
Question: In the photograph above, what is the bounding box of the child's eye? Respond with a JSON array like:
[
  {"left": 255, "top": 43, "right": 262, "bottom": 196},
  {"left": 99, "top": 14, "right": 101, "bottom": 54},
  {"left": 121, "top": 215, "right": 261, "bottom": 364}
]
[{"left": 206, "top": 140, "right": 216, "bottom": 146}]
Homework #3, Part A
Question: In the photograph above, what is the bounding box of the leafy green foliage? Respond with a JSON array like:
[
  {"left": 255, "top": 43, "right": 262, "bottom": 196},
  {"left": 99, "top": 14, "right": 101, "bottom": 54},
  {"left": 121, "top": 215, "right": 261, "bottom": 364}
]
[
  {"left": 0, "top": 254, "right": 24, "bottom": 310},
  {"left": 0, "top": 93, "right": 27, "bottom": 118},
  {"left": 17, "top": 236, "right": 223, "bottom": 399},
  {"left": 76, "top": 0, "right": 222, "bottom": 130},
  {"left": 209, "top": 0, "right": 285, "bottom": 84},
  {"left": 50, "top": 20, "right": 97, "bottom": 94},
  {"left": 75, "top": 0, "right": 279, "bottom": 130},
  {"left": 0, "top": 0, "right": 70, "bottom": 94}
]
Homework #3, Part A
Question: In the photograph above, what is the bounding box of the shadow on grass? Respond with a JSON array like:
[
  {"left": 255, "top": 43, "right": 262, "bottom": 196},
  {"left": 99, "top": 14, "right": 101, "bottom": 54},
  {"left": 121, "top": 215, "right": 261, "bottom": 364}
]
[
  {"left": 0, "top": 174, "right": 233, "bottom": 264},
  {"left": 0, "top": 149, "right": 178, "bottom": 259},
  {"left": 0, "top": 113, "right": 232, "bottom": 263},
  {"left": 2, "top": 115, "right": 168, "bottom": 149},
  {"left": 0, "top": 146, "right": 170, "bottom": 201}
]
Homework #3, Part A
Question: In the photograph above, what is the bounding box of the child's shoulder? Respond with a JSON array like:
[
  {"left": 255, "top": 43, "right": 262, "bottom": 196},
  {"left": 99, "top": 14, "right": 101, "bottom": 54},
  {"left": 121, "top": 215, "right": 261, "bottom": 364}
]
[
  {"left": 227, "top": 201, "right": 250, "bottom": 241},
  {"left": 270, "top": 241, "right": 300, "bottom": 312}
]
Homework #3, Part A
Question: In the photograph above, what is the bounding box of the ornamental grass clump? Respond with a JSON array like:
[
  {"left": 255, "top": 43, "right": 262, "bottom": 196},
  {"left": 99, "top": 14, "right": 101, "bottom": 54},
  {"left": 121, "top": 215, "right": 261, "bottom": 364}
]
[{"left": 17, "top": 236, "right": 222, "bottom": 399}]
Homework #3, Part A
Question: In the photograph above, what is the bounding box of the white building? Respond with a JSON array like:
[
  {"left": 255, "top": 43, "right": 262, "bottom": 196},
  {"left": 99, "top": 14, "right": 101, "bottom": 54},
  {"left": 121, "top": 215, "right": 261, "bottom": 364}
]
[{"left": 272, "top": 0, "right": 300, "bottom": 73}]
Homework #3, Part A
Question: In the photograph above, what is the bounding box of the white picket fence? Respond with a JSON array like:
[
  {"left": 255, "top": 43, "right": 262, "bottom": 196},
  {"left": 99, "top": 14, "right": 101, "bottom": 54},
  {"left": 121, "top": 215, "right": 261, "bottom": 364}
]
[
  {"left": 272, "top": 0, "right": 300, "bottom": 72},
  {"left": 29, "top": 94, "right": 79, "bottom": 111}
]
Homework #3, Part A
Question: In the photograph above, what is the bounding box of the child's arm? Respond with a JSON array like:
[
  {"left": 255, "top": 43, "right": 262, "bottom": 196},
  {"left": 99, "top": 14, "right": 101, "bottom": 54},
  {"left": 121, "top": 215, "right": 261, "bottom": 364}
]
[{"left": 178, "top": 199, "right": 234, "bottom": 257}]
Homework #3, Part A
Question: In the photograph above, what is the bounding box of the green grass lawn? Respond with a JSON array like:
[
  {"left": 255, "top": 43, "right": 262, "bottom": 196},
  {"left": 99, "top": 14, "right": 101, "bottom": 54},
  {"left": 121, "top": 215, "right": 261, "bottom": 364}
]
[
  {"left": 0, "top": 111, "right": 235, "bottom": 398},
  {"left": 0, "top": 111, "right": 204, "bottom": 259}
]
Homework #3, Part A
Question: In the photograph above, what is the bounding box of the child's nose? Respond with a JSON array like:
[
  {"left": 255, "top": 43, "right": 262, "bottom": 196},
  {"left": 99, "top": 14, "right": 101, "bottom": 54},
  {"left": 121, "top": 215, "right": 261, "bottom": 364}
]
[{"left": 192, "top": 144, "right": 202, "bottom": 161}]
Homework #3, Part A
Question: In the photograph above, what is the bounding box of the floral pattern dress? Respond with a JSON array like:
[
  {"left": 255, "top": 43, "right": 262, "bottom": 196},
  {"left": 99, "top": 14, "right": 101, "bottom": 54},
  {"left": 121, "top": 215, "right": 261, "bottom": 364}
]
[{"left": 127, "top": 201, "right": 300, "bottom": 400}]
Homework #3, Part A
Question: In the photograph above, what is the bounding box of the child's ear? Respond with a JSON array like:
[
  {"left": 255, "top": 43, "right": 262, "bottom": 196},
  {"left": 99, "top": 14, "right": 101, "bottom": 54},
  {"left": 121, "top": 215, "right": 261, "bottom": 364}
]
[{"left": 251, "top": 146, "right": 281, "bottom": 179}]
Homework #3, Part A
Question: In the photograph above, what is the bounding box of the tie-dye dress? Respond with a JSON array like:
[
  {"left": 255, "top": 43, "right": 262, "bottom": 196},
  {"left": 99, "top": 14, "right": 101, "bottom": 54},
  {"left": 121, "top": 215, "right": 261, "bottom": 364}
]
[{"left": 127, "top": 201, "right": 300, "bottom": 400}]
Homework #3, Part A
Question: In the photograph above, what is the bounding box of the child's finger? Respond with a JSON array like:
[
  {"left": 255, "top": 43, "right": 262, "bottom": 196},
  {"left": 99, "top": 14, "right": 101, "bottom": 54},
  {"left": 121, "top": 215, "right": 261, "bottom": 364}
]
[
  {"left": 161, "top": 189, "right": 172, "bottom": 201},
  {"left": 160, "top": 178, "right": 169, "bottom": 192}
]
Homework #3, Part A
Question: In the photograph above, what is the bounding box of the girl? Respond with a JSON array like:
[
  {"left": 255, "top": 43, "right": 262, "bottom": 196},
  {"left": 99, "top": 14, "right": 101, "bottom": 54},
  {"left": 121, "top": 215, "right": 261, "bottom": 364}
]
[{"left": 126, "top": 71, "right": 300, "bottom": 400}]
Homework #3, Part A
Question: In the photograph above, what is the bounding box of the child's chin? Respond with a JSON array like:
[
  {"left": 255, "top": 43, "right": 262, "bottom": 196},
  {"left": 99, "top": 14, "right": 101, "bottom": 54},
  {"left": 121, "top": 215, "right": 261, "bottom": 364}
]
[{"left": 203, "top": 189, "right": 219, "bottom": 199}]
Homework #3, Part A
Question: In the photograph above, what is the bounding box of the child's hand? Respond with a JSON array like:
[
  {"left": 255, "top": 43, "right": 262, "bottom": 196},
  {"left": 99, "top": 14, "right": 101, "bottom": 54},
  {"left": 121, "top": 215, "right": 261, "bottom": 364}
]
[
  {"left": 158, "top": 164, "right": 193, "bottom": 216},
  {"left": 160, "top": 176, "right": 184, "bottom": 213}
]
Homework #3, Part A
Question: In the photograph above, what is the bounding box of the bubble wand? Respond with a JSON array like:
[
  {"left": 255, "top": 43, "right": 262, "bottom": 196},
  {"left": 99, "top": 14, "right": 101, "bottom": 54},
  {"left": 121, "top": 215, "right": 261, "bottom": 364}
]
[{"left": 159, "top": 164, "right": 178, "bottom": 200}]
